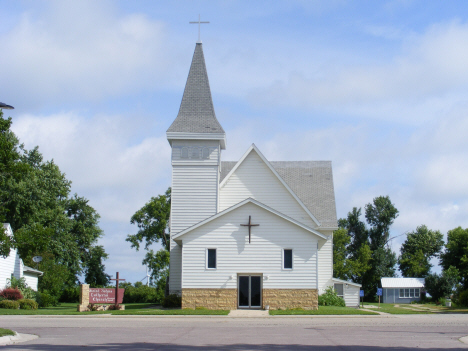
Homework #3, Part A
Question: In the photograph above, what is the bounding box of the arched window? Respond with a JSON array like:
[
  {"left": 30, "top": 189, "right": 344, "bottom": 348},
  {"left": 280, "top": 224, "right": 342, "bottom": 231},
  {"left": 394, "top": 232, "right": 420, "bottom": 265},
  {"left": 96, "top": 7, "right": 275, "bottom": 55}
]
[
  {"left": 202, "top": 147, "right": 210, "bottom": 159},
  {"left": 181, "top": 147, "right": 188, "bottom": 158},
  {"left": 191, "top": 147, "right": 200, "bottom": 159}
]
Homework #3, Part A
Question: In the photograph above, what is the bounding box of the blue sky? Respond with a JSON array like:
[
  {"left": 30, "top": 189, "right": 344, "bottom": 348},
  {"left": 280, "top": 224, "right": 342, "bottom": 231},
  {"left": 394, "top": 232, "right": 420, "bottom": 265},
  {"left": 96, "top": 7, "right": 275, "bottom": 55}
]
[{"left": 2, "top": 0, "right": 468, "bottom": 282}]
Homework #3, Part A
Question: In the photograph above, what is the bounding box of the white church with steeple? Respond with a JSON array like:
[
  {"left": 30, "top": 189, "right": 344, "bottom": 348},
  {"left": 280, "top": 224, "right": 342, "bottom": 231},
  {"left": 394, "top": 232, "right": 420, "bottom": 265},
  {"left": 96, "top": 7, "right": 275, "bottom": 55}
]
[{"left": 166, "top": 41, "right": 361, "bottom": 310}]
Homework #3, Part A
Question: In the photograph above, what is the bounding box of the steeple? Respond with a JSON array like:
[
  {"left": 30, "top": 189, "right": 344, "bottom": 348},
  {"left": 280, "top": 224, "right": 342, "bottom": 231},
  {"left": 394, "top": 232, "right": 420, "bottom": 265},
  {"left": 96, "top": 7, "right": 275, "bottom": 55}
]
[{"left": 167, "top": 43, "right": 226, "bottom": 149}]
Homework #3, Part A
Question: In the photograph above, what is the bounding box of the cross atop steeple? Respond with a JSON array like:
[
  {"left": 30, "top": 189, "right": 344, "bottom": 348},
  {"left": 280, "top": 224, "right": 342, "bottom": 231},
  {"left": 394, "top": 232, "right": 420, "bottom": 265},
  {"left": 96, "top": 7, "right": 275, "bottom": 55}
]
[{"left": 190, "top": 14, "right": 209, "bottom": 43}]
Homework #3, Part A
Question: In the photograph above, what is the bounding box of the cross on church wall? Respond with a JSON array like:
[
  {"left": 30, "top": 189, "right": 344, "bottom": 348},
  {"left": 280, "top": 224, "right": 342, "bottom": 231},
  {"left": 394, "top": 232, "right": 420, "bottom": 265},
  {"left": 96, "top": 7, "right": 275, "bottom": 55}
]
[{"left": 240, "top": 216, "right": 259, "bottom": 244}]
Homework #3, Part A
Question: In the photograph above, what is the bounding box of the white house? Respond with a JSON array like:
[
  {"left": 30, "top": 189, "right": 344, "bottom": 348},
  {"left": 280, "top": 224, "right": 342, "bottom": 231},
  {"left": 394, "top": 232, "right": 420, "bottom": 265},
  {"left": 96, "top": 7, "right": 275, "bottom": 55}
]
[
  {"left": 0, "top": 224, "right": 42, "bottom": 291},
  {"left": 166, "top": 41, "right": 360, "bottom": 310}
]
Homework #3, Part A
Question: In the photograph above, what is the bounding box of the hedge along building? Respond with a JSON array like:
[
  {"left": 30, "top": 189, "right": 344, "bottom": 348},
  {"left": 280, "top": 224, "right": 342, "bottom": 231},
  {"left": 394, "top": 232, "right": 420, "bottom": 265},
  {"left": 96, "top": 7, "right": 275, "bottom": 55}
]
[{"left": 166, "top": 40, "right": 360, "bottom": 310}]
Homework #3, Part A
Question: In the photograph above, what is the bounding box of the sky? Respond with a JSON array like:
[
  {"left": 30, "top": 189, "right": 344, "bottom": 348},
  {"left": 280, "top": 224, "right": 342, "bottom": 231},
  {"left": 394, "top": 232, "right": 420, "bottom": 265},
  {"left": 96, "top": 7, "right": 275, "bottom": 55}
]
[{"left": 2, "top": 0, "right": 468, "bottom": 283}]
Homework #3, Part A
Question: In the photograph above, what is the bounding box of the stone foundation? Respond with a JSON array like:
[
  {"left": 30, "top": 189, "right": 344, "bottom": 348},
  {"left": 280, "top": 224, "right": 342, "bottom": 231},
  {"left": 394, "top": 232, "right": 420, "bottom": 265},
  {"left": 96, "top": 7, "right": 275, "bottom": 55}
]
[
  {"left": 181, "top": 288, "right": 318, "bottom": 310},
  {"left": 182, "top": 288, "right": 237, "bottom": 310},
  {"left": 263, "top": 289, "right": 318, "bottom": 310}
]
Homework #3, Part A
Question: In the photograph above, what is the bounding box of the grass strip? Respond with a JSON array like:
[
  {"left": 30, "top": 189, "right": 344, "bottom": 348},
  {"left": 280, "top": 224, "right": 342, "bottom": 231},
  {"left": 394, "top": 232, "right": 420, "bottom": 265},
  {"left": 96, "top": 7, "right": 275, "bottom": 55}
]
[
  {"left": 270, "top": 306, "right": 378, "bottom": 315},
  {"left": 0, "top": 328, "right": 16, "bottom": 337},
  {"left": 0, "top": 303, "right": 229, "bottom": 315}
]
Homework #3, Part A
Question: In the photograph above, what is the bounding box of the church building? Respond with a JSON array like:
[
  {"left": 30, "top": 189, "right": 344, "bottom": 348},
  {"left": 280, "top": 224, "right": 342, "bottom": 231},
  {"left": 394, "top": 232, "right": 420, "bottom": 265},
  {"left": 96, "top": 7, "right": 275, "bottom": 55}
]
[{"left": 166, "top": 41, "right": 360, "bottom": 310}]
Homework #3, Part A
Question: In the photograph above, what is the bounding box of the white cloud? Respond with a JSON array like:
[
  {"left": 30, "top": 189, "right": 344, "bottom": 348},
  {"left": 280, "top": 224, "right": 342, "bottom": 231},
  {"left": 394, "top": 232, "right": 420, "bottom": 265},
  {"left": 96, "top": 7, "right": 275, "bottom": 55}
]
[
  {"left": 247, "top": 21, "right": 468, "bottom": 124},
  {"left": 0, "top": 0, "right": 174, "bottom": 107},
  {"left": 12, "top": 111, "right": 171, "bottom": 222}
]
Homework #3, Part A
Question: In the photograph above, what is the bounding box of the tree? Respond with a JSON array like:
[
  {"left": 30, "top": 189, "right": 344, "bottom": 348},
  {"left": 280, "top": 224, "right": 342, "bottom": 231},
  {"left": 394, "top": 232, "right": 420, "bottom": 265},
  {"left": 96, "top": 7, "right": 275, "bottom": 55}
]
[
  {"left": 127, "top": 188, "right": 171, "bottom": 251},
  {"left": 365, "top": 196, "right": 399, "bottom": 251},
  {"left": 0, "top": 110, "right": 29, "bottom": 256},
  {"left": 398, "top": 225, "right": 444, "bottom": 277},
  {"left": 333, "top": 228, "right": 371, "bottom": 283},
  {"left": 0, "top": 112, "right": 109, "bottom": 297},
  {"left": 338, "top": 207, "right": 368, "bottom": 255},
  {"left": 337, "top": 196, "right": 399, "bottom": 299},
  {"left": 425, "top": 266, "right": 460, "bottom": 301},
  {"left": 363, "top": 196, "right": 399, "bottom": 295},
  {"left": 127, "top": 188, "right": 171, "bottom": 291},
  {"left": 84, "top": 245, "right": 110, "bottom": 286},
  {"left": 440, "top": 227, "right": 468, "bottom": 289}
]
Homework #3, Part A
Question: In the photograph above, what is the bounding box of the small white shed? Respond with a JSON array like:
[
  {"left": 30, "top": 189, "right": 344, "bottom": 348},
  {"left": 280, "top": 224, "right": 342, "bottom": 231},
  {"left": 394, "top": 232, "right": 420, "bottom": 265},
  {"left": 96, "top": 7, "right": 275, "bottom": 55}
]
[
  {"left": 381, "top": 277, "right": 425, "bottom": 304},
  {"left": 22, "top": 266, "right": 42, "bottom": 291},
  {"left": 332, "top": 278, "right": 361, "bottom": 307}
]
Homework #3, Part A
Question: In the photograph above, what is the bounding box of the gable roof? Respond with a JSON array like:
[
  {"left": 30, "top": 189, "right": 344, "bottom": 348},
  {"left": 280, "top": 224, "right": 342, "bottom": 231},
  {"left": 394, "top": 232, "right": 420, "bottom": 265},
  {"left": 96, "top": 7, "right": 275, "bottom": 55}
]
[
  {"left": 381, "top": 277, "right": 425, "bottom": 288},
  {"left": 172, "top": 197, "right": 327, "bottom": 243},
  {"left": 167, "top": 43, "right": 225, "bottom": 135},
  {"left": 220, "top": 146, "right": 338, "bottom": 228},
  {"left": 23, "top": 266, "right": 43, "bottom": 276},
  {"left": 332, "top": 277, "right": 362, "bottom": 287}
]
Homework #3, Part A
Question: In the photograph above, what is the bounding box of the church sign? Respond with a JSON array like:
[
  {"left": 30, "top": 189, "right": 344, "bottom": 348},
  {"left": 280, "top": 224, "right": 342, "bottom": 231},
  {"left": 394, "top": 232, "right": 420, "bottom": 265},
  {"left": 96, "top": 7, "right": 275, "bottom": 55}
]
[
  {"left": 89, "top": 288, "right": 125, "bottom": 304},
  {"left": 77, "top": 271, "right": 126, "bottom": 311}
]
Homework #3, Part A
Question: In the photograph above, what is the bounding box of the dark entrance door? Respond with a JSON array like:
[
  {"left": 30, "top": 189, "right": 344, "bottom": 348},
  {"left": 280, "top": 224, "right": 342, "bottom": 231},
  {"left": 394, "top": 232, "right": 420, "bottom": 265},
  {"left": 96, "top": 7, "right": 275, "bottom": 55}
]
[{"left": 238, "top": 275, "right": 262, "bottom": 309}]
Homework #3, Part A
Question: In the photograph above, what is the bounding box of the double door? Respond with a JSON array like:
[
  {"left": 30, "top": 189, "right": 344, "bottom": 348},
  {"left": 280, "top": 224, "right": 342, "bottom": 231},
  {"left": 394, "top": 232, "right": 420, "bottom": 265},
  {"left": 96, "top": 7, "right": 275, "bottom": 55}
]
[{"left": 238, "top": 275, "right": 262, "bottom": 309}]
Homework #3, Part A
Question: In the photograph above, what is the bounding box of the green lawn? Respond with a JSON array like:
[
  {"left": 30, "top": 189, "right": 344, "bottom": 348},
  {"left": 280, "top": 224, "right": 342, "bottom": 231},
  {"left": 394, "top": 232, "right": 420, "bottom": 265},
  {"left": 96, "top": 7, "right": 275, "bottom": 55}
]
[
  {"left": 0, "top": 303, "right": 228, "bottom": 315},
  {"left": 270, "top": 306, "right": 379, "bottom": 315},
  {"left": 0, "top": 328, "right": 15, "bottom": 337}
]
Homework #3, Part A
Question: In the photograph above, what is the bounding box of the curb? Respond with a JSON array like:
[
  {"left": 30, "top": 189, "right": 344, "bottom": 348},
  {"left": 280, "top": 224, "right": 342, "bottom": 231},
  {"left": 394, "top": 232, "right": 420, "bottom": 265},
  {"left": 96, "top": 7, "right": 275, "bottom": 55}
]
[
  {"left": 0, "top": 332, "right": 38, "bottom": 346},
  {"left": 14, "top": 313, "right": 393, "bottom": 319},
  {"left": 460, "top": 336, "right": 468, "bottom": 344}
]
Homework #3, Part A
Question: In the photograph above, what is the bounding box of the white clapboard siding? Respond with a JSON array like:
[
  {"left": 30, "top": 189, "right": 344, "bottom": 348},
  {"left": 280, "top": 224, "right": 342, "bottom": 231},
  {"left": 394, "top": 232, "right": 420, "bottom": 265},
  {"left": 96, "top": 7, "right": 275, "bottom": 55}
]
[
  {"left": 169, "top": 242, "right": 182, "bottom": 293},
  {"left": 219, "top": 150, "right": 316, "bottom": 228},
  {"left": 170, "top": 165, "right": 219, "bottom": 234},
  {"left": 0, "top": 248, "right": 22, "bottom": 289},
  {"left": 169, "top": 165, "right": 219, "bottom": 293},
  {"left": 23, "top": 273, "right": 39, "bottom": 291},
  {"left": 344, "top": 285, "right": 360, "bottom": 307},
  {"left": 318, "top": 233, "right": 333, "bottom": 293},
  {"left": 169, "top": 141, "right": 221, "bottom": 293},
  {"left": 181, "top": 202, "right": 320, "bottom": 289}
]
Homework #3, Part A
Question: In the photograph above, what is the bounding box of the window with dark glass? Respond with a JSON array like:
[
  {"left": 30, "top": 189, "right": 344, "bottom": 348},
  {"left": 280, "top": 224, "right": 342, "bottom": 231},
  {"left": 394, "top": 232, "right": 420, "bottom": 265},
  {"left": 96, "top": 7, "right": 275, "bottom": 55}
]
[
  {"left": 207, "top": 249, "right": 216, "bottom": 269},
  {"left": 283, "top": 249, "right": 292, "bottom": 269}
]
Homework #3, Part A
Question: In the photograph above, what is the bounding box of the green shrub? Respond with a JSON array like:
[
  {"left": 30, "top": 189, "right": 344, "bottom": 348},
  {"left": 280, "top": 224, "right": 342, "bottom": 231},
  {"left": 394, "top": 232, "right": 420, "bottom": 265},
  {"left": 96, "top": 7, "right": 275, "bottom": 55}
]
[
  {"left": 318, "top": 286, "right": 346, "bottom": 307},
  {"left": 7, "top": 277, "right": 36, "bottom": 300},
  {"left": 0, "top": 300, "right": 19, "bottom": 309},
  {"left": 18, "top": 299, "right": 38, "bottom": 310},
  {"left": 121, "top": 283, "right": 159, "bottom": 303},
  {"left": 37, "top": 291, "right": 59, "bottom": 307},
  {"left": 162, "top": 294, "right": 181, "bottom": 308},
  {"left": 438, "top": 297, "right": 447, "bottom": 305},
  {"left": 59, "top": 286, "right": 80, "bottom": 303},
  {"left": 459, "top": 290, "right": 468, "bottom": 307}
]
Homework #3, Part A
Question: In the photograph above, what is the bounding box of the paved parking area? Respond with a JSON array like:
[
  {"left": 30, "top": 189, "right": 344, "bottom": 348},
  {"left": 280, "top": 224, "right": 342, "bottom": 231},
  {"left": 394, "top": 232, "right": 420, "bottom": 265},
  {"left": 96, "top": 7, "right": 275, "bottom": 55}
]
[{"left": 0, "top": 313, "right": 467, "bottom": 350}]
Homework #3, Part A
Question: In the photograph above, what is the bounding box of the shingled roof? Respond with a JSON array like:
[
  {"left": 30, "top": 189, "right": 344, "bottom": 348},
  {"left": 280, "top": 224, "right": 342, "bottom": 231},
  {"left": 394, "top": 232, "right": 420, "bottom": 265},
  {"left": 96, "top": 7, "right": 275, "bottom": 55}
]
[
  {"left": 220, "top": 161, "right": 338, "bottom": 228},
  {"left": 167, "top": 43, "right": 225, "bottom": 134}
]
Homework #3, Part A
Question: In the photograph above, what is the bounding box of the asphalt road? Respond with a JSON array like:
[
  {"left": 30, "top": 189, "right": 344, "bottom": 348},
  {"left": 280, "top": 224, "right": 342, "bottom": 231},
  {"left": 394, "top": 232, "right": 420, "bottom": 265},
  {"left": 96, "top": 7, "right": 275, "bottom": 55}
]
[{"left": 1, "top": 314, "right": 468, "bottom": 350}]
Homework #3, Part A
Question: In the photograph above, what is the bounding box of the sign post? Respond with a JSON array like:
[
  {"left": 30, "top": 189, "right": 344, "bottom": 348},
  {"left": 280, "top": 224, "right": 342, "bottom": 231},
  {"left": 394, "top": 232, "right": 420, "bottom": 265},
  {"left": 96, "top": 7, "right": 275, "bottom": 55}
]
[
  {"left": 377, "top": 288, "right": 382, "bottom": 309},
  {"left": 110, "top": 272, "right": 125, "bottom": 310},
  {"left": 360, "top": 290, "right": 364, "bottom": 308}
]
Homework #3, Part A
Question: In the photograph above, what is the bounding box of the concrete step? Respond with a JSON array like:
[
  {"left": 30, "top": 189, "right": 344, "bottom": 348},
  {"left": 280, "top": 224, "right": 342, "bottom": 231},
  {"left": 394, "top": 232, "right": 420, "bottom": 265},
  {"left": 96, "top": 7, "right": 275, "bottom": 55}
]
[{"left": 228, "top": 309, "right": 270, "bottom": 317}]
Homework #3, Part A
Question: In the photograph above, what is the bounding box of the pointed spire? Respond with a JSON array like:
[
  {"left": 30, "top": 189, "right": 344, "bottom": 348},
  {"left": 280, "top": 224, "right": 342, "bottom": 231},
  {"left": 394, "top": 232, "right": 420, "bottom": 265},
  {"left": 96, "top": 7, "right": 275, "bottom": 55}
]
[{"left": 167, "top": 43, "right": 225, "bottom": 135}]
